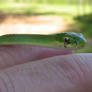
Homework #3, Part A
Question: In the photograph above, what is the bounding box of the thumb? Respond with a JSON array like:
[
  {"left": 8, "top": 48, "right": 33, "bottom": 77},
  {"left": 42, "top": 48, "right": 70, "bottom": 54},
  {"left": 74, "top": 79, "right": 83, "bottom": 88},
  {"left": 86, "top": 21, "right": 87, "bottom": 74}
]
[{"left": 0, "top": 45, "right": 73, "bottom": 69}]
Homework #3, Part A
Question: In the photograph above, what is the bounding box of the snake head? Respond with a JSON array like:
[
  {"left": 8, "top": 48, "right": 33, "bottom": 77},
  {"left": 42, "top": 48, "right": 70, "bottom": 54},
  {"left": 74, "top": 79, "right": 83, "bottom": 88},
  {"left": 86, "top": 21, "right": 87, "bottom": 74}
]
[
  {"left": 56, "top": 32, "right": 87, "bottom": 49},
  {"left": 64, "top": 32, "right": 87, "bottom": 49}
]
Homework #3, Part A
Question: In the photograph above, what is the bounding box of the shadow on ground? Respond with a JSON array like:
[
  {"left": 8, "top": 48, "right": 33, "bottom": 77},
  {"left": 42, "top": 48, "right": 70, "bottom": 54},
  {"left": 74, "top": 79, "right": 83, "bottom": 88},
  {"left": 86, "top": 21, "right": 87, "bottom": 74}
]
[
  {"left": 0, "top": 11, "right": 7, "bottom": 23},
  {"left": 0, "top": 8, "right": 71, "bottom": 24}
]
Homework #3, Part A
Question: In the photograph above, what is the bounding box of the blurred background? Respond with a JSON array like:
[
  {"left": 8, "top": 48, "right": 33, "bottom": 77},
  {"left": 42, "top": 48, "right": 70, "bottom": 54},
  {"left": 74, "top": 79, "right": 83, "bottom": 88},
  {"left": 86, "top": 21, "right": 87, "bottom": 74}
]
[{"left": 0, "top": 0, "right": 92, "bottom": 53}]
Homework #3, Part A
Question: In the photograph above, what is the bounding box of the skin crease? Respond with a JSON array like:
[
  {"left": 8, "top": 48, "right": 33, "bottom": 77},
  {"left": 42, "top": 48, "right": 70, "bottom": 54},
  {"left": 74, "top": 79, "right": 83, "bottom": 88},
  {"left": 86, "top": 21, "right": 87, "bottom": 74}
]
[{"left": 0, "top": 45, "right": 91, "bottom": 92}]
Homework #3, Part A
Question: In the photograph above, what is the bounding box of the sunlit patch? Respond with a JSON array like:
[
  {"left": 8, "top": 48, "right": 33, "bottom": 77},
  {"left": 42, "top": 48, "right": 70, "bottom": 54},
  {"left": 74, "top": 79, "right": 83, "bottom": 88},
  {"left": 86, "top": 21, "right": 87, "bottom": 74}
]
[{"left": 0, "top": 16, "right": 67, "bottom": 35}]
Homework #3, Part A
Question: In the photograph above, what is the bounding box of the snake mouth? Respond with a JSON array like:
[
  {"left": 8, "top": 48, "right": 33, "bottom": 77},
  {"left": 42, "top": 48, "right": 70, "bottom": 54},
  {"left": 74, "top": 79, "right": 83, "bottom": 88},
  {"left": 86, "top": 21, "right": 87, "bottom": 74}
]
[{"left": 63, "top": 42, "right": 85, "bottom": 50}]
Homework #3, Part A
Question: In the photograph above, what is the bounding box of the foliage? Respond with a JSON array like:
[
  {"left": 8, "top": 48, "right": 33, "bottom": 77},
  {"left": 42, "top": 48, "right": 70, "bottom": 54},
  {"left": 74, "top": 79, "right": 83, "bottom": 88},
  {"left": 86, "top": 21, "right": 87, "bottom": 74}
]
[{"left": 74, "top": 14, "right": 92, "bottom": 23}]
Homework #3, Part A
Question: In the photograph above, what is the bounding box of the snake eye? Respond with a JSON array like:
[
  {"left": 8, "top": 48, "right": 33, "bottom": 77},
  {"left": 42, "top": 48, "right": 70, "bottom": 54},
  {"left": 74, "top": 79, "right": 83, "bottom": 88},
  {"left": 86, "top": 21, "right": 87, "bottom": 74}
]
[
  {"left": 64, "top": 37, "right": 70, "bottom": 44},
  {"left": 64, "top": 37, "right": 70, "bottom": 48}
]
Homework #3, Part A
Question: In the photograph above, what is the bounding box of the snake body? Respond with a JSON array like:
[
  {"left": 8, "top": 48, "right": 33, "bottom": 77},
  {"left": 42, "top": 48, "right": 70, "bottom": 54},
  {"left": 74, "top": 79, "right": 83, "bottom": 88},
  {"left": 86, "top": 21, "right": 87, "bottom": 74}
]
[{"left": 0, "top": 32, "right": 86, "bottom": 50}]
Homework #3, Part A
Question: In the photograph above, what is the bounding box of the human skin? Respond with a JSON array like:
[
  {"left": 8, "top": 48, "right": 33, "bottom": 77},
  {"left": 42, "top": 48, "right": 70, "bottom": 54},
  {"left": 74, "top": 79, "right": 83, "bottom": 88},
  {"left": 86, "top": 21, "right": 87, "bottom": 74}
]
[{"left": 0, "top": 45, "right": 92, "bottom": 92}]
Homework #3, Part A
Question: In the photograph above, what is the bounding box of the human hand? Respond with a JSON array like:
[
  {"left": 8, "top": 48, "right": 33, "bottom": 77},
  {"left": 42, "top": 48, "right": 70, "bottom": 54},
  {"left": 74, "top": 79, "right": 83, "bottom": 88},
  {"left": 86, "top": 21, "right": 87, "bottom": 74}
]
[{"left": 0, "top": 45, "right": 92, "bottom": 92}]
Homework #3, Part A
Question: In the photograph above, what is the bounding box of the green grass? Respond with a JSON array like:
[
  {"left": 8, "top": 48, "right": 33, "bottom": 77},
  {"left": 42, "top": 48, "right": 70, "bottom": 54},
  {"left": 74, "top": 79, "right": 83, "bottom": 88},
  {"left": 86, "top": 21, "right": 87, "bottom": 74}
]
[
  {"left": 0, "top": 2, "right": 91, "bottom": 15},
  {"left": 0, "top": 2, "right": 91, "bottom": 53},
  {"left": 0, "top": 2, "right": 79, "bottom": 16}
]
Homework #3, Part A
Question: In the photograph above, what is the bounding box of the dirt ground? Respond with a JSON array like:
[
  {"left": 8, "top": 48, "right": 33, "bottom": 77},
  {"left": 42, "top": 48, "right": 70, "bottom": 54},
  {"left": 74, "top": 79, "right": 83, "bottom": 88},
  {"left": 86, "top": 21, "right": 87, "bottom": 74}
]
[{"left": 0, "top": 15, "right": 67, "bottom": 35}]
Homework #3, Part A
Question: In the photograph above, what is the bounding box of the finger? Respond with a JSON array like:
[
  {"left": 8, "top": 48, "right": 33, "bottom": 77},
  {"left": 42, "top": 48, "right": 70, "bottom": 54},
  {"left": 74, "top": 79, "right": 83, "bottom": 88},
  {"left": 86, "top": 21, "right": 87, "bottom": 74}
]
[
  {"left": 0, "top": 45, "right": 73, "bottom": 69},
  {"left": 0, "top": 54, "right": 92, "bottom": 92}
]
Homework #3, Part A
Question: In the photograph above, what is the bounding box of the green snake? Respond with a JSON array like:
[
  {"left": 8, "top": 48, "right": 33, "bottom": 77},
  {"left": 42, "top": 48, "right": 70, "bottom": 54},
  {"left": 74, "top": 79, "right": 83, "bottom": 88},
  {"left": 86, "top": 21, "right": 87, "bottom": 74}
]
[{"left": 0, "top": 32, "right": 86, "bottom": 50}]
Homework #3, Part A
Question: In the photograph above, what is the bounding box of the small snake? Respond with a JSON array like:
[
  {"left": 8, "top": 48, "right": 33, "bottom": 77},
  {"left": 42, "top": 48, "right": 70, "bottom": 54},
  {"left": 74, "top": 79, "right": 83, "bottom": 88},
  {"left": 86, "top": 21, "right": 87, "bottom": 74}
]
[{"left": 0, "top": 32, "right": 86, "bottom": 50}]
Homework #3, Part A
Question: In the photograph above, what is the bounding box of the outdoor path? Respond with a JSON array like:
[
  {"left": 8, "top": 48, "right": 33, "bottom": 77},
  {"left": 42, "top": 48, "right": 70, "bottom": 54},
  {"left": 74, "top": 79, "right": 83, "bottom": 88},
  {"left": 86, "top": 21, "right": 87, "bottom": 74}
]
[{"left": 0, "top": 16, "right": 67, "bottom": 35}]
